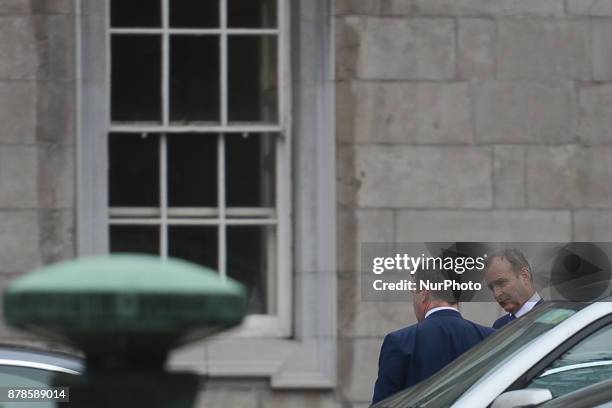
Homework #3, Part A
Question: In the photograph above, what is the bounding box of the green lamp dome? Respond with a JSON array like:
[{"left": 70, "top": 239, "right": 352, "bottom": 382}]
[{"left": 4, "top": 254, "right": 247, "bottom": 369}]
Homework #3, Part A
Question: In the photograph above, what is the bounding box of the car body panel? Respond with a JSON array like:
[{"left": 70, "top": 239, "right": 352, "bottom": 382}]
[
  {"left": 0, "top": 347, "right": 83, "bottom": 374},
  {"left": 455, "top": 302, "right": 612, "bottom": 407}
]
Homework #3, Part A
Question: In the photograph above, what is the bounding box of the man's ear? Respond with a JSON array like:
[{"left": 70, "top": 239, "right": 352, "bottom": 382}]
[
  {"left": 421, "top": 290, "right": 431, "bottom": 304},
  {"left": 519, "top": 267, "right": 531, "bottom": 283}
]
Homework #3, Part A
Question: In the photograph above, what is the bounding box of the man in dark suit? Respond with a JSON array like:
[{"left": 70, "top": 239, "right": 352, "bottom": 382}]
[
  {"left": 371, "top": 270, "right": 495, "bottom": 404},
  {"left": 484, "top": 249, "right": 543, "bottom": 329}
]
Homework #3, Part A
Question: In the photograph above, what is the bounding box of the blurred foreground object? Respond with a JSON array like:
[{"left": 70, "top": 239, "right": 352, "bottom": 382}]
[{"left": 3, "top": 254, "right": 247, "bottom": 408}]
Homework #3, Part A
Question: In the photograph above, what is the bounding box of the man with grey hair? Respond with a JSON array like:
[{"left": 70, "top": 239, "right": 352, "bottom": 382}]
[{"left": 484, "top": 248, "right": 543, "bottom": 329}]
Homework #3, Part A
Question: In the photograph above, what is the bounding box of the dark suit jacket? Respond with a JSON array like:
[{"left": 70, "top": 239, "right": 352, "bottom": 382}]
[
  {"left": 492, "top": 298, "right": 544, "bottom": 329},
  {"left": 371, "top": 309, "right": 495, "bottom": 404}
]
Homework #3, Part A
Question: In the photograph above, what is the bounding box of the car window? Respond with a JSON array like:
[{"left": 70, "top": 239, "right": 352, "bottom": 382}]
[
  {"left": 0, "top": 365, "right": 62, "bottom": 408},
  {"left": 372, "top": 303, "right": 584, "bottom": 408},
  {"left": 527, "top": 323, "right": 612, "bottom": 398},
  {"left": 535, "top": 377, "right": 612, "bottom": 408}
]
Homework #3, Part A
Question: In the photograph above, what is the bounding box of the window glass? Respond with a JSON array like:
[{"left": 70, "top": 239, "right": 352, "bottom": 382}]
[
  {"left": 227, "top": 226, "right": 276, "bottom": 314},
  {"left": 110, "top": 226, "right": 160, "bottom": 255},
  {"left": 226, "top": 133, "right": 276, "bottom": 208},
  {"left": 228, "top": 0, "right": 277, "bottom": 28},
  {"left": 170, "top": 0, "right": 218, "bottom": 28},
  {"left": 170, "top": 36, "right": 220, "bottom": 124},
  {"left": 228, "top": 36, "right": 278, "bottom": 123},
  {"left": 111, "top": 35, "right": 162, "bottom": 123},
  {"left": 527, "top": 323, "right": 612, "bottom": 398},
  {"left": 111, "top": 0, "right": 161, "bottom": 28},
  {"left": 109, "top": 133, "right": 159, "bottom": 207},
  {"left": 167, "top": 134, "right": 217, "bottom": 207},
  {"left": 0, "top": 365, "right": 59, "bottom": 408},
  {"left": 108, "top": 0, "right": 286, "bottom": 321},
  {"left": 168, "top": 227, "right": 218, "bottom": 270}
]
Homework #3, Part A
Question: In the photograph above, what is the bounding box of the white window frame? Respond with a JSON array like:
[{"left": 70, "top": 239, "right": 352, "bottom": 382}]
[{"left": 76, "top": 0, "right": 336, "bottom": 387}]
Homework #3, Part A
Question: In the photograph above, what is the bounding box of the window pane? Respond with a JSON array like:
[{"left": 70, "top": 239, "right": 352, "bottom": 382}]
[
  {"left": 226, "top": 133, "right": 276, "bottom": 208},
  {"left": 168, "top": 134, "right": 217, "bottom": 207},
  {"left": 170, "top": 36, "right": 220, "bottom": 123},
  {"left": 169, "top": 227, "right": 217, "bottom": 270},
  {"left": 528, "top": 324, "right": 612, "bottom": 397},
  {"left": 170, "top": 0, "right": 219, "bottom": 28},
  {"left": 554, "top": 324, "right": 612, "bottom": 365},
  {"left": 228, "top": 36, "right": 278, "bottom": 123},
  {"left": 110, "top": 226, "right": 160, "bottom": 255},
  {"left": 228, "top": 226, "right": 276, "bottom": 314},
  {"left": 0, "top": 365, "right": 59, "bottom": 389},
  {"left": 228, "top": 0, "right": 277, "bottom": 28},
  {"left": 529, "top": 366, "right": 612, "bottom": 398},
  {"left": 109, "top": 133, "right": 159, "bottom": 207},
  {"left": 111, "top": 0, "right": 161, "bottom": 28},
  {"left": 112, "top": 35, "right": 162, "bottom": 122}
]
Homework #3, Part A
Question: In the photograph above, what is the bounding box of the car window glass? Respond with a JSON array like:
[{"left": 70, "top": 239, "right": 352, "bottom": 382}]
[
  {"left": 527, "top": 323, "right": 612, "bottom": 398},
  {"left": 0, "top": 365, "right": 58, "bottom": 408}
]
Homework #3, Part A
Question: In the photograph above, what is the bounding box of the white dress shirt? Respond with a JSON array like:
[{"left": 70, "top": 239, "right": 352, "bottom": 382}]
[
  {"left": 425, "top": 306, "right": 459, "bottom": 319},
  {"left": 514, "top": 292, "right": 542, "bottom": 318}
]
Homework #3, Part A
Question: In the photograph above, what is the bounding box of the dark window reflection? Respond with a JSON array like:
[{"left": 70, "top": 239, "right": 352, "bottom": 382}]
[
  {"left": 226, "top": 133, "right": 275, "bottom": 207},
  {"left": 228, "top": 36, "right": 278, "bottom": 123},
  {"left": 170, "top": 0, "right": 219, "bottom": 28},
  {"left": 227, "top": 226, "right": 274, "bottom": 314},
  {"left": 169, "top": 227, "right": 218, "bottom": 270},
  {"left": 109, "top": 133, "right": 159, "bottom": 207},
  {"left": 111, "top": 0, "right": 161, "bottom": 28},
  {"left": 110, "top": 226, "right": 159, "bottom": 255},
  {"left": 228, "top": 0, "right": 276, "bottom": 28},
  {"left": 170, "top": 36, "right": 220, "bottom": 123},
  {"left": 112, "top": 35, "right": 162, "bottom": 122},
  {"left": 168, "top": 134, "right": 217, "bottom": 207}
]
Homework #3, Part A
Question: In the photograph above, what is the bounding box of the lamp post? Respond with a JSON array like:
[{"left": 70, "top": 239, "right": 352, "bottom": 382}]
[{"left": 4, "top": 254, "right": 247, "bottom": 407}]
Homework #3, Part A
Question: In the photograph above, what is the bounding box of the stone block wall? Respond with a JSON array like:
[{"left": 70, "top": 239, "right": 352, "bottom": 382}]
[
  {"left": 336, "top": 1, "right": 612, "bottom": 405},
  {"left": 0, "top": 1, "right": 76, "bottom": 337}
]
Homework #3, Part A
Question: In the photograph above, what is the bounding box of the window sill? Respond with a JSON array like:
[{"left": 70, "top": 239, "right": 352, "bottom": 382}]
[{"left": 167, "top": 336, "right": 335, "bottom": 388}]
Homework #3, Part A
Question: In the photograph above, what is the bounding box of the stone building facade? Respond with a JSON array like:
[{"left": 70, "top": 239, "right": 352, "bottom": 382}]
[{"left": 1, "top": 0, "right": 612, "bottom": 407}]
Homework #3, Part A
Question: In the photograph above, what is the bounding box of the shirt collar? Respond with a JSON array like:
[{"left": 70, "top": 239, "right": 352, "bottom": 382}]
[
  {"left": 514, "top": 292, "right": 541, "bottom": 318},
  {"left": 425, "top": 306, "right": 459, "bottom": 319}
]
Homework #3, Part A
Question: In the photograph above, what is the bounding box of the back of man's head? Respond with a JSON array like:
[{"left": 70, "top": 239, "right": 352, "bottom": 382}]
[{"left": 413, "top": 267, "right": 459, "bottom": 305}]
